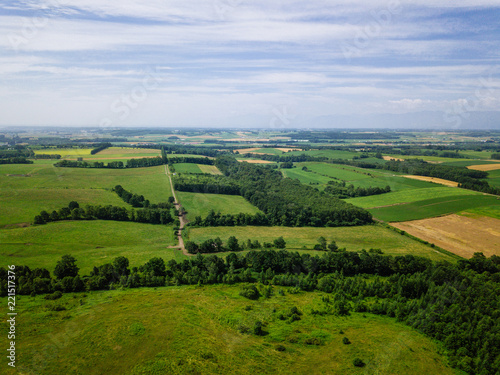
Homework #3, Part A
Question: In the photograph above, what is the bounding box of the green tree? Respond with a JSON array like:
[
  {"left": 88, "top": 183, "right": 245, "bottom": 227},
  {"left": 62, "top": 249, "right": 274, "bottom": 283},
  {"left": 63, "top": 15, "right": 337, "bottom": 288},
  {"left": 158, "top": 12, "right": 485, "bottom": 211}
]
[
  {"left": 54, "top": 255, "right": 79, "bottom": 279},
  {"left": 274, "top": 236, "right": 286, "bottom": 249},
  {"left": 227, "top": 236, "right": 240, "bottom": 252}
]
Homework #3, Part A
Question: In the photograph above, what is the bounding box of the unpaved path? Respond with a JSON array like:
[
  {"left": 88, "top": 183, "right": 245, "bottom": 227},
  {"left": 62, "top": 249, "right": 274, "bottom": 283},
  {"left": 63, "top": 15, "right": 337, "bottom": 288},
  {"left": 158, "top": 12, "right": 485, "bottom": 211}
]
[{"left": 165, "top": 165, "right": 192, "bottom": 256}]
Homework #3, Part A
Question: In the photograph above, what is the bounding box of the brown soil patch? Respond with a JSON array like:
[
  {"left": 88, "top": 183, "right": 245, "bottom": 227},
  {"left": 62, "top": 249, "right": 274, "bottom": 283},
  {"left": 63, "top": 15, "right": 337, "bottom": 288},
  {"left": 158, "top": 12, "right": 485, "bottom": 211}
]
[
  {"left": 467, "top": 163, "right": 500, "bottom": 171},
  {"left": 383, "top": 156, "right": 405, "bottom": 161},
  {"left": 392, "top": 214, "right": 500, "bottom": 258},
  {"left": 237, "top": 159, "right": 274, "bottom": 164},
  {"left": 234, "top": 148, "right": 261, "bottom": 153},
  {"left": 403, "top": 175, "right": 459, "bottom": 187},
  {"left": 275, "top": 148, "right": 303, "bottom": 152}
]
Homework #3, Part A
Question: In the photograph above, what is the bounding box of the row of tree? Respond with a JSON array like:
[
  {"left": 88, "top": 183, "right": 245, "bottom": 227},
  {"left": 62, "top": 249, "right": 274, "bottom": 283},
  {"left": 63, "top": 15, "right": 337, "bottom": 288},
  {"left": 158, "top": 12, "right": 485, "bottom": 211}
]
[
  {"left": 184, "top": 236, "right": 286, "bottom": 254},
  {"left": 113, "top": 185, "right": 173, "bottom": 209},
  {"left": 33, "top": 201, "right": 174, "bottom": 226},
  {"left": 0, "top": 157, "right": 33, "bottom": 164},
  {"left": 90, "top": 142, "right": 112, "bottom": 155},
  {"left": 55, "top": 156, "right": 165, "bottom": 169},
  {"left": 324, "top": 180, "right": 391, "bottom": 198}
]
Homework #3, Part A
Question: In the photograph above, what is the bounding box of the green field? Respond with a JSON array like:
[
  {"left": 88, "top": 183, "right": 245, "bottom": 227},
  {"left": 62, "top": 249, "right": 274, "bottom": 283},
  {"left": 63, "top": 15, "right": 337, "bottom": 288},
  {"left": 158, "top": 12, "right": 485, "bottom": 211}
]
[
  {"left": 1, "top": 285, "right": 458, "bottom": 375},
  {"left": 369, "top": 195, "right": 500, "bottom": 222},
  {"left": 0, "top": 162, "right": 172, "bottom": 204},
  {"left": 0, "top": 188, "right": 129, "bottom": 226},
  {"left": 187, "top": 225, "right": 456, "bottom": 262},
  {"left": 345, "top": 187, "right": 480, "bottom": 209},
  {"left": 33, "top": 147, "right": 160, "bottom": 160},
  {"left": 174, "top": 163, "right": 204, "bottom": 174},
  {"left": 178, "top": 192, "right": 262, "bottom": 221},
  {"left": 0, "top": 220, "right": 184, "bottom": 274},
  {"left": 282, "top": 168, "right": 332, "bottom": 186}
]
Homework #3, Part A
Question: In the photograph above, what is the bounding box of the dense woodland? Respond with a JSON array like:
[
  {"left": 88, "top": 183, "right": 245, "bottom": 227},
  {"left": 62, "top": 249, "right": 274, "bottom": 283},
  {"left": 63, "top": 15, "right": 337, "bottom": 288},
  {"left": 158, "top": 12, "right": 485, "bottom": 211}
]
[{"left": 2, "top": 250, "right": 498, "bottom": 375}]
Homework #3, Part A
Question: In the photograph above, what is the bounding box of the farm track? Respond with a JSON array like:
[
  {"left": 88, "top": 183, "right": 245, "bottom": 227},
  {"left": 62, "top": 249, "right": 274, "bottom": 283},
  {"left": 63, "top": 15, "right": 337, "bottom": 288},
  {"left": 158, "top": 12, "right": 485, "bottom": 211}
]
[{"left": 165, "top": 165, "right": 192, "bottom": 256}]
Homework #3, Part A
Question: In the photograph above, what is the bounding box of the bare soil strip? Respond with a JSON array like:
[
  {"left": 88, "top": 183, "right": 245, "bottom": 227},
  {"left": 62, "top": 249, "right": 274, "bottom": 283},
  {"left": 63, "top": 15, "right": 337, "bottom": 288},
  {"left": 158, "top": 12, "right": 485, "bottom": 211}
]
[
  {"left": 392, "top": 214, "right": 500, "bottom": 258},
  {"left": 467, "top": 163, "right": 500, "bottom": 171},
  {"left": 383, "top": 156, "right": 405, "bottom": 161},
  {"left": 403, "top": 175, "right": 459, "bottom": 187}
]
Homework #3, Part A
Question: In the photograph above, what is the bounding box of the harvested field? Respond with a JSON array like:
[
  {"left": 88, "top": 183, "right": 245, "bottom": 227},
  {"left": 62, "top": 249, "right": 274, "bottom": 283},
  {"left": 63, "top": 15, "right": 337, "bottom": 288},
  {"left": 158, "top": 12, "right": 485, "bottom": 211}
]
[
  {"left": 403, "top": 175, "right": 459, "bottom": 187},
  {"left": 383, "top": 156, "right": 405, "bottom": 161},
  {"left": 197, "top": 164, "right": 222, "bottom": 175},
  {"left": 234, "top": 147, "right": 261, "bottom": 153},
  {"left": 237, "top": 159, "right": 274, "bottom": 164},
  {"left": 467, "top": 163, "right": 500, "bottom": 171},
  {"left": 392, "top": 214, "right": 500, "bottom": 258},
  {"left": 275, "top": 147, "right": 303, "bottom": 152}
]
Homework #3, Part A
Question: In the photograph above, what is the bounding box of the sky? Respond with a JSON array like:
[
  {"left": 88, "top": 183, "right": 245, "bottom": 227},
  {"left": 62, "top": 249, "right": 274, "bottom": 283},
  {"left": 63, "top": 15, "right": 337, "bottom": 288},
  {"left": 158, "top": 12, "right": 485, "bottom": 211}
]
[{"left": 1, "top": 0, "right": 500, "bottom": 129}]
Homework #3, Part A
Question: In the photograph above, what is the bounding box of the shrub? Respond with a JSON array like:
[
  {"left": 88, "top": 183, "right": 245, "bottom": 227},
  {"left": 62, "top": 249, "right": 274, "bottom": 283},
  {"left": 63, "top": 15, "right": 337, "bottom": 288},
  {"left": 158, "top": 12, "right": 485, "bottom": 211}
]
[
  {"left": 343, "top": 337, "right": 351, "bottom": 345},
  {"left": 275, "top": 345, "right": 286, "bottom": 352},
  {"left": 304, "top": 337, "right": 323, "bottom": 346},
  {"left": 353, "top": 358, "right": 365, "bottom": 367},
  {"left": 44, "top": 291, "right": 63, "bottom": 300},
  {"left": 239, "top": 285, "right": 260, "bottom": 300}
]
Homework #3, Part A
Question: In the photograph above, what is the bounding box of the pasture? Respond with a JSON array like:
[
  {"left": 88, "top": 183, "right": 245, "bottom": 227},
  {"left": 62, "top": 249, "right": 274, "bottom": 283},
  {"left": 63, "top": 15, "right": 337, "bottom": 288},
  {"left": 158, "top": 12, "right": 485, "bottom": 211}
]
[
  {"left": 0, "top": 220, "right": 182, "bottom": 274},
  {"left": 0, "top": 285, "right": 457, "bottom": 375},
  {"left": 187, "top": 225, "right": 456, "bottom": 262},
  {"left": 177, "top": 192, "right": 262, "bottom": 221}
]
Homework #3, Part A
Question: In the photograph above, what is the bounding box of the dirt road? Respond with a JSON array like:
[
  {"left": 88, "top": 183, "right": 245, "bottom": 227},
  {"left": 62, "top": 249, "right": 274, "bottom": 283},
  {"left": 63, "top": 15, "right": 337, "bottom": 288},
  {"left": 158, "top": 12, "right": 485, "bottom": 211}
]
[{"left": 165, "top": 165, "right": 192, "bottom": 256}]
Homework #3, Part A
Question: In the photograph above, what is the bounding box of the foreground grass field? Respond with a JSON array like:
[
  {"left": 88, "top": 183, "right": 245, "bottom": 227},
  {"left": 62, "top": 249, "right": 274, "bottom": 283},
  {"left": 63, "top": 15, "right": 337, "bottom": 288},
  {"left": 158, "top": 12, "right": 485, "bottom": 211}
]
[
  {"left": 1, "top": 285, "right": 459, "bottom": 375},
  {"left": 0, "top": 221, "right": 184, "bottom": 274},
  {"left": 187, "top": 225, "right": 456, "bottom": 262},
  {"left": 178, "top": 192, "right": 262, "bottom": 220}
]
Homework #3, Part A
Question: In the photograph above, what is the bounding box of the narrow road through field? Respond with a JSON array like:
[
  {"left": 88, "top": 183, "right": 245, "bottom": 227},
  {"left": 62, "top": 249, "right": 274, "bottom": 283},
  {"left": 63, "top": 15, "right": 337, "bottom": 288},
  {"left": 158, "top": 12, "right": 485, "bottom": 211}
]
[{"left": 165, "top": 165, "right": 192, "bottom": 256}]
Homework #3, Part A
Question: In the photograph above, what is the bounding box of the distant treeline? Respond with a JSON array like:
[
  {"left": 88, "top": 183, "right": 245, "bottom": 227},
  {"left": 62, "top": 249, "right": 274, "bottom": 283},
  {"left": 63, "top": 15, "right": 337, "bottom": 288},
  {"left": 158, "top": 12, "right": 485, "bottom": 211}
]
[
  {"left": 184, "top": 236, "right": 286, "bottom": 254},
  {"left": 0, "top": 146, "right": 33, "bottom": 159},
  {"left": 90, "top": 142, "right": 112, "bottom": 155},
  {"left": 0, "top": 157, "right": 33, "bottom": 164},
  {"left": 240, "top": 153, "right": 327, "bottom": 163},
  {"left": 33, "top": 154, "right": 61, "bottom": 159},
  {"left": 2, "top": 250, "right": 498, "bottom": 375},
  {"left": 33, "top": 201, "right": 174, "bottom": 226},
  {"left": 189, "top": 210, "right": 269, "bottom": 227},
  {"left": 174, "top": 175, "right": 241, "bottom": 195},
  {"left": 168, "top": 156, "right": 214, "bottom": 165},
  {"left": 324, "top": 180, "right": 391, "bottom": 198},
  {"left": 55, "top": 156, "right": 165, "bottom": 169}
]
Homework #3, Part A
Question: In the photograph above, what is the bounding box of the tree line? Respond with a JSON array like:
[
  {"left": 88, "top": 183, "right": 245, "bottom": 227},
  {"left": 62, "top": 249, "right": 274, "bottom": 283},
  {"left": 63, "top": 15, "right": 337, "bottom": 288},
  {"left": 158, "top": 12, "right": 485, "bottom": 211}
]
[
  {"left": 55, "top": 156, "right": 165, "bottom": 169},
  {"left": 33, "top": 201, "right": 174, "bottom": 226},
  {"left": 184, "top": 236, "right": 286, "bottom": 254},
  {"left": 0, "top": 157, "right": 33, "bottom": 164},
  {"left": 113, "top": 185, "right": 173, "bottom": 209},
  {"left": 90, "top": 142, "right": 112, "bottom": 155},
  {"left": 324, "top": 180, "right": 391, "bottom": 198}
]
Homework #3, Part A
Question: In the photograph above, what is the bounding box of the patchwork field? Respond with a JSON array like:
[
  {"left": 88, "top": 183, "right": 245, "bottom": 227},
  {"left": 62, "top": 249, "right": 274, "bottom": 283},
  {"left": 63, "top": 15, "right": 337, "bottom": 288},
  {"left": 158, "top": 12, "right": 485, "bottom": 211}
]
[
  {"left": 0, "top": 285, "right": 457, "bottom": 375},
  {"left": 0, "top": 220, "right": 183, "bottom": 274},
  {"left": 187, "top": 225, "right": 457, "bottom": 262},
  {"left": 391, "top": 214, "right": 500, "bottom": 258},
  {"left": 368, "top": 195, "right": 500, "bottom": 222},
  {"left": 174, "top": 163, "right": 222, "bottom": 175},
  {"left": 34, "top": 147, "right": 160, "bottom": 160},
  {"left": 177, "top": 192, "right": 262, "bottom": 221}
]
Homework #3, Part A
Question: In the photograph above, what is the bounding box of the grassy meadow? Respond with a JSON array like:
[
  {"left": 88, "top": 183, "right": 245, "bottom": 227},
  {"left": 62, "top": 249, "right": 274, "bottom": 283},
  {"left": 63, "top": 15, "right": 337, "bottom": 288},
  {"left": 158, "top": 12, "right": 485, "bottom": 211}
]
[
  {"left": 0, "top": 220, "right": 184, "bottom": 274},
  {"left": 187, "top": 225, "right": 456, "bottom": 262},
  {"left": 0, "top": 285, "right": 459, "bottom": 375},
  {"left": 177, "top": 192, "right": 262, "bottom": 220}
]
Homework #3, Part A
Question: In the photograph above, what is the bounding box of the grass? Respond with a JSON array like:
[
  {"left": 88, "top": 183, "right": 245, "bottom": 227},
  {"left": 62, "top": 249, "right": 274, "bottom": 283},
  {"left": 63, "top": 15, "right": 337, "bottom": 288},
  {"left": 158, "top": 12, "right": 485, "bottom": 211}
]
[
  {"left": 187, "top": 225, "right": 456, "bottom": 262},
  {"left": 0, "top": 188, "right": 128, "bottom": 226},
  {"left": 0, "top": 220, "right": 184, "bottom": 274},
  {"left": 282, "top": 168, "right": 332, "bottom": 186},
  {"left": 198, "top": 164, "right": 222, "bottom": 175},
  {"left": 369, "top": 195, "right": 500, "bottom": 222},
  {"left": 345, "top": 187, "right": 480, "bottom": 209},
  {"left": 177, "top": 192, "right": 262, "bottom": 221},
  {"left": 0, "top": 162, "right": 172, "bottom": 204},
  {"left": 459, "top": 205, "right": 500, "bottom": 220},
  {"left": 0, "top": 285, "right": 458, "bottom": 375}
]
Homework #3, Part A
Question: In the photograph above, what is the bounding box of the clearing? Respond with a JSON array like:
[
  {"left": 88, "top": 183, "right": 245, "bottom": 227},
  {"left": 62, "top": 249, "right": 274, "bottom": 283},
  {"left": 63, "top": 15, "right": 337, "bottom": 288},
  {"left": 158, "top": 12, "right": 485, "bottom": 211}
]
[{"left": 391, "top": 214, "right": 500, "bottom": 258}]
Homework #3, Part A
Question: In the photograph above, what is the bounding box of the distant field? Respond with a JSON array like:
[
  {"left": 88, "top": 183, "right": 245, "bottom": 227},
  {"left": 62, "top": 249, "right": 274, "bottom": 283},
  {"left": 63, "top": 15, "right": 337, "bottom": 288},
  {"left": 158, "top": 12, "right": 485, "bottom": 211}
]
[
  {"left": 392, "top": 214, "right": 500, "bottom": 258},
  {"left": 0, "top": 188, "right": 128, "bottom": 226},
  {"left": 198, "top": 164, "right": 222, "bottom": 174},
  {"left": 345, "top": 187, "right": 477, "bottom": 209},
  {"left": 369, "top": 194, "right": 500, "bottom": 222},
  {"left": 282, "top": 168, "right": 332, "bottom": 186},
  {"left": 177, "top": 192, "right": 262, "bottom": 221},
  {"left": 0, "top": 285, "right": 456, "bottom": 375},
  {"left": 188, "top": 225, "right": 456, "bottom": 262},
  {"left": 0, "top": 220, "right": 183, "bottom": 274},
  {"left": 33, "top": 147, "right": 160, "bottom": 160},
  {"left": 0, "top": 162, "right": 172, "bottom": 203},
  {"left": 403, "top": 175, "right": 459, "bottom": 187},
  {"left": 33, "top": 148, "right": 93, "bottom": 157},
  {"left": 467, "top": 163, "right": 500, "bottom": 171},
  {"left": 286, "top": 149, "right": 359, "bottom": 159}
]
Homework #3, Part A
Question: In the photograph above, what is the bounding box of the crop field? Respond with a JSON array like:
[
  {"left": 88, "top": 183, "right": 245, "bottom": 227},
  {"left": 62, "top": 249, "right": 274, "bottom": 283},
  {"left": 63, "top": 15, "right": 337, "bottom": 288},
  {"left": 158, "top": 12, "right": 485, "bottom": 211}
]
[
  {"left": 177, "top": 192, "right": 262, "bottom": 221},
  {"left": 487, "top": 169, "right": 500, "bottom": 187},
  {"left": 187, "top": 225, "right": 456, "bottom": 262},
  {"left": 392, "top": 214, "right": 500, "bottom": 258},
  {"left": 198, "top": 164, "right": 222, "bottom": 174},
  {"left": 286, "top": 149, "right": 360, "bottom": 159},
  {"left": 0, "top": 220, "right": 182, "bottom": 274},
  {"left": 345, "top": 187, "right": 477, "bottom": 209},
  {"left": 0, "top": 285, "right": 457, "bottom": 375},
  {"left": 174, "top": 163, "right": 204, "bottom": 174},
  {"left": 368, "top": 194, "right": 500, "bottom": 222},
  {"left": 282, "top": 168, "right": 332, "bottom": 186},
  {"left": 402, "top": 176, "right": 459, "bottom": 187},
  {"left": 467, "top": 163, "right": 500, "bottom": 171},
  {"left": 33, "top": 148, "right": 93, "bottom": 157}
]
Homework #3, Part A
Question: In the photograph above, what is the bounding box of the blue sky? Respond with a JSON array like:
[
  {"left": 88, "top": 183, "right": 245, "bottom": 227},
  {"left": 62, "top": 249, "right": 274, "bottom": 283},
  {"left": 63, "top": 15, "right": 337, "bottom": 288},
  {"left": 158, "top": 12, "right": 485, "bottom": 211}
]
[{"left": 1, "top": 0, "right": 499, "bottom": 128}]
